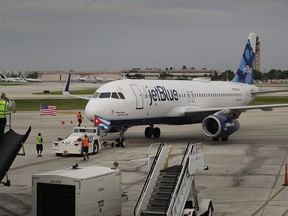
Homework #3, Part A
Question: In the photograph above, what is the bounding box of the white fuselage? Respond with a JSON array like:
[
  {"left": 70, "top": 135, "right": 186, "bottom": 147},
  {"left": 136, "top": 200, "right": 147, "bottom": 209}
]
[{"left": 84, "top": 79, "right": 258, "bottom": 127}]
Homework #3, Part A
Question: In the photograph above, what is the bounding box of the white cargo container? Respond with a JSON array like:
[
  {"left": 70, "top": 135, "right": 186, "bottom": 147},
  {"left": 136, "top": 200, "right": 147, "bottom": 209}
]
[{"left": 32, "top": 165, "right": 122, "bottom": 216}]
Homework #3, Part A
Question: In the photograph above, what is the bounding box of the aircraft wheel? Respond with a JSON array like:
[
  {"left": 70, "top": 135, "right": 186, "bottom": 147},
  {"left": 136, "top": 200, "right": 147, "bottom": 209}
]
[
  {"left": 145, "top": 127, "right": 153, "bottom": 138},
  {"left": 221, "top": 136, "right": 229, "bottom": 142},
  {"left": 93, "top": 142, "right": 99, "bottom": 154},
  {"left": 212, "top": 137, "right": 219, "bottom": 141},
  {"left": 152, "top": 127, "right": 161, "bottom": 138},
  {"left": 56, "top": 153, "right": 63, "bottom": 156}
]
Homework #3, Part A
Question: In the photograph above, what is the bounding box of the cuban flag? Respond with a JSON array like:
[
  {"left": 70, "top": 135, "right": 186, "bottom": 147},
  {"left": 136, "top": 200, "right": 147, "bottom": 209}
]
[{"left": 94, "top": 114, "right": 111, "bottom": 130}]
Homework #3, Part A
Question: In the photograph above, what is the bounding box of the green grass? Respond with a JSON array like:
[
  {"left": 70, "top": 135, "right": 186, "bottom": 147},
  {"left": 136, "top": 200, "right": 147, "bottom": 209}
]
[
  {"left": 11, "top": 96, "right": 288, "bottom": 111},
  {"left": 15, "top": 99, "right": 88, "bottom": 111},
  {"left": 33, "top": 89, "right": 96, "bottom": 95},
  {"left": 248, "top": 96, "right": 288, "bottom": 105}
]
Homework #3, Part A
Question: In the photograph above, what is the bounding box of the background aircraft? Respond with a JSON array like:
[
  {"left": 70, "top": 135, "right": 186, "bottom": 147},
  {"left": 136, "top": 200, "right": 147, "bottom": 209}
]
[
  {"left": 64, "top": 33, "right": 288, "bottom": 142},
  {"left": 0, "top": 74, "right": 27, "bottom": 82},
  {"left": 23, "top": 76, "right": 41, "bottom": 82},
  {"left": 73, "top": 76, "right": 88, "bottom": 82},
  {"left": 94, "top": 76, "right": 103, "bottom": 83}
]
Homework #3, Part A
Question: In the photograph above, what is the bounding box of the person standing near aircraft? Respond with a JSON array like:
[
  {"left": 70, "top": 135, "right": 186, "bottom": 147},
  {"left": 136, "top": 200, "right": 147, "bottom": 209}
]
[
  {"left": 82, "top": 134, "right": 89, "bottom": 160},
  {"left": 0, "top": 93, "right": 13, "bottom": 143},
  {"left": 77, "top": 111, "right": 84, "bottom": 127},
  {"left": 36, "top": 132, "right": 43, "bottom": 157}
]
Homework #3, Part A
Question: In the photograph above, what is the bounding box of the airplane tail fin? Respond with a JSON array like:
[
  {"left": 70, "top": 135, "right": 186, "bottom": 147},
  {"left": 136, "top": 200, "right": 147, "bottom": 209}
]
[
  {"left": 63, "top": 74, "right": 71, "bottom": 96},
  {"left": 232, "top": 33, "right": 257, "bottom": 84}
]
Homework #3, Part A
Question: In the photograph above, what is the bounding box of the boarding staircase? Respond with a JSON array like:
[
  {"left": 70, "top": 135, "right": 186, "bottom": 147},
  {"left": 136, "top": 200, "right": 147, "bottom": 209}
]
[{"left": 134, "top": 142, "right": 206, "bottom": 216}]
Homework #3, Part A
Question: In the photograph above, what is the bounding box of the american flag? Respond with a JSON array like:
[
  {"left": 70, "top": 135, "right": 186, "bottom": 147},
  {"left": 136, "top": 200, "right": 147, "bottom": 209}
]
[{"left": 40, "top": 104, "right": 57, "bottom": 116}]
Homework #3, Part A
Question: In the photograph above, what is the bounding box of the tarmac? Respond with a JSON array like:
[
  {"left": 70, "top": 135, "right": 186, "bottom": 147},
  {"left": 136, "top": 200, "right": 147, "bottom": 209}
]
[{"left": 0, "top": 82, "right": 288, "bottom": 216}]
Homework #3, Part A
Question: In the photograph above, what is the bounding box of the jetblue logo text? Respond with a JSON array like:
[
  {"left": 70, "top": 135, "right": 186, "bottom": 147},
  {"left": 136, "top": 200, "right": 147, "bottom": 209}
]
[{"left": 148, "top": 86, "right": 178, "bottom": 105}]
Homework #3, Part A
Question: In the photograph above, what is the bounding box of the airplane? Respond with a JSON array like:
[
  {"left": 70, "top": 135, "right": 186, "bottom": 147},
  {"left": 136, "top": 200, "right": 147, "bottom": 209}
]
[
  {"left": 64, "top": 33, "right": 288, "bottom": 142},
  {"left": 23, "top": 76, "right": 41, "bottom": 82},
  {"left": 73, "top": 75, "right": 88, "bottom": 82},
  {"left": 94, "top": 76, "right": 115, "bottom": 83},
  {"left": 0, "top": 74, "right": 27, "bottom": 82},
  {"left": 94, "top": 76, "right": 104, "bottom": 83}
]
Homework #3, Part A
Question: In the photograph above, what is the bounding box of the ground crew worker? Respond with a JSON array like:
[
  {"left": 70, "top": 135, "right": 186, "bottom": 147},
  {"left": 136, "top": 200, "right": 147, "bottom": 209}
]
[
  {"left": 77, "top": 111, "right": 84, "bottom": 127},
  {"left": 0, "top": 93, "right": 12, "bottom": 143},
  {"left": 36, "top": 132, "right": 43, "bottom": 157},
  {"left": 82, "top": 134, "right": 89, "bottom": 160}
]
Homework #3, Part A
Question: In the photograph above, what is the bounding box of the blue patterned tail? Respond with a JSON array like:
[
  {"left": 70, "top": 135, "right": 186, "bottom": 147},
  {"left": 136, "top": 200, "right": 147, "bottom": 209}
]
[{"left": 232, "top": 33, "right": 256, "bottom": 84}]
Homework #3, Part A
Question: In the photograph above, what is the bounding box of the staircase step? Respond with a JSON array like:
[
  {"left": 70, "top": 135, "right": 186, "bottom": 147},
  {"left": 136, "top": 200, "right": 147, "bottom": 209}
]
[{"left": 141, "top": 210, "right": 166, "bottom": 216}]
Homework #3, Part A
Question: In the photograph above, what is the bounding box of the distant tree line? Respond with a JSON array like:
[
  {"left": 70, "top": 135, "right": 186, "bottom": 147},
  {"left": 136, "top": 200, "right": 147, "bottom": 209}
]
[{"left": 216, "top": 69, "right": 288, "bottom": 81}]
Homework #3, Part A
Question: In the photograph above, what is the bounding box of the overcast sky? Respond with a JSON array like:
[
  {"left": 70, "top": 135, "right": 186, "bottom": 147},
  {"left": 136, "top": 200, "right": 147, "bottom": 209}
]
[{"left": 0, "top": 0, "right": 287, "bottom": 72}]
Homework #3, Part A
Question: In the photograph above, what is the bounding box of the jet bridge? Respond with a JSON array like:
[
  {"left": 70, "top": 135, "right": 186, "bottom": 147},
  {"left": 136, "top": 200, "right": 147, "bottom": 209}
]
[
  {"left": 0, "top": 113, "right": 31, "bottom": 186},
  {"left": 134, "top": 142, "right": 213, "bottom": 216}
]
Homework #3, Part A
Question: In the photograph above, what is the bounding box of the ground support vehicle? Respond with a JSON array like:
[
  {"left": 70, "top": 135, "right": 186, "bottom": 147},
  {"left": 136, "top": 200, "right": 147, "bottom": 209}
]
[
  {"left": 32, "top": 165, "right": 127, "bottom": 216},
  {"left": 52, "top": 127, "right": 104, "bottom": 156}
]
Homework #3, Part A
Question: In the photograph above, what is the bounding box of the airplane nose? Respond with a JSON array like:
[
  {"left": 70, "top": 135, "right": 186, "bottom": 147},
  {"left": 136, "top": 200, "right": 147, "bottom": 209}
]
[{"left": 85, "top": 100, "right": 96, "bottom": 122}]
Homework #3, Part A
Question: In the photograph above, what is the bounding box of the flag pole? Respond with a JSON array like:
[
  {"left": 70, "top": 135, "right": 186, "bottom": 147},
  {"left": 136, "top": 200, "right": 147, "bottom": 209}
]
[{"left": 39, "top": 103, "right": 42, "bottom": 131}]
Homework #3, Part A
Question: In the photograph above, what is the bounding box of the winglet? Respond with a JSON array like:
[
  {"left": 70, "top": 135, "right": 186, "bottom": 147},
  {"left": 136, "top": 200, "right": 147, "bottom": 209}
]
[{"left": 63, "top": 74, "right": 71, "bottom": 96}]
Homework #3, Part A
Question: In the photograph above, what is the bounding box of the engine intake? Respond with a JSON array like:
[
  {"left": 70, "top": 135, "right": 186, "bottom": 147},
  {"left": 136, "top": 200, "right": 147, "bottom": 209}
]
[{"left": 202, "top": 115, "right": 240, "bottom": 139}]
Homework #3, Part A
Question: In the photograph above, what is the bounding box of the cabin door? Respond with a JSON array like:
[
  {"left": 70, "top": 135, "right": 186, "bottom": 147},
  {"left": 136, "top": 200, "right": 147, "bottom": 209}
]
[{"left": 130, "top": 84, "right": 143, "bottom": 109}]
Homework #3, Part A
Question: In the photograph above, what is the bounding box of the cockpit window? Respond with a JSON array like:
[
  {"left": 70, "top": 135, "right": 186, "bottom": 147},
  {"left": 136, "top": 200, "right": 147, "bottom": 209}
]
[
  {"left": 111, "top": 92, "right": 119, "bottom": 99},
  {"left": 92, "top": 92, "right": 99, "bottom": 98},
  {"left": 118, "top": 92, "right": 125, "bottom": 99},
  {"left": 99, "top": 92, "right": 111, "bottom": 98}
]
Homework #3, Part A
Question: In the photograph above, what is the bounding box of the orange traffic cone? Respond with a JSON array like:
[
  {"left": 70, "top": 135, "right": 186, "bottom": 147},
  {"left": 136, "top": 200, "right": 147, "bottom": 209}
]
[{"left": 283, "top": 164, "right": 288, "bottom": 186}]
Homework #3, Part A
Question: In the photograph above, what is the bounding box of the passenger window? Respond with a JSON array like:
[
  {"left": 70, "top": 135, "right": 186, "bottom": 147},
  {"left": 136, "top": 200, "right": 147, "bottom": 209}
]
[
  {"left": 111, "top": 92, "right": 119, "bottom": 99},
  {"left": 118, "top": 92, "right": 125, "bottom": 99},
  {"left": 99, "top": 92, "right": 111, "bottom": 98}
]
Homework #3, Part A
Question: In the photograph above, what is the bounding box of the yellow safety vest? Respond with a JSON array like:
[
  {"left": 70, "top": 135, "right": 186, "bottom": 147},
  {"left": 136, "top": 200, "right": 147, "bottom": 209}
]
[
  {"left": 36, "top": 136, "right": 43, "bottom": 145},
  {"left": 0, "top": 100, "right": 8, "bottom": 118}
]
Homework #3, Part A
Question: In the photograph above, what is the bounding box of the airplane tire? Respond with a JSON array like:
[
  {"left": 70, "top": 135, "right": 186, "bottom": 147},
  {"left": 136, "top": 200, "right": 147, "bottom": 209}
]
[
  {"left": 221, "top": 136, "right": 228, "bottom": 141},
  {"left": 56, "top": 153, "right": 63, "bottom": 156},
  {"left": 145, "top": 127, "right": 153, "bottom": 138},
  {"left": 212, "top": 137, "right": 219, "bottom": 141},
  {"left": 152, "top": 127, "right": 161, "bottom": 138}
]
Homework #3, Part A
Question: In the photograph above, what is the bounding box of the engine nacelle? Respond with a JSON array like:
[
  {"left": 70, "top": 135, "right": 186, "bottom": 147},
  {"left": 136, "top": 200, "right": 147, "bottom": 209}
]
[{"left": 201, "top": 115, "right": 240, "bottom": 139}]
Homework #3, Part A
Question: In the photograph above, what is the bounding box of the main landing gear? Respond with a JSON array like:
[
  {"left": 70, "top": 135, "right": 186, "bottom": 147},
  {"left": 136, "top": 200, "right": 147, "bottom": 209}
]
[{"left": 144, "top": 125, "right": 161, "bottom": 138}]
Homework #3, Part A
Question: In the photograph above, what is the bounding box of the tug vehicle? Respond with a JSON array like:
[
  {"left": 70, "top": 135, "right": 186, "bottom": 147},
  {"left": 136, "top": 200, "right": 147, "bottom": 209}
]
[{"left": 52, "top": 127, "right": 104, "bottom": 156}]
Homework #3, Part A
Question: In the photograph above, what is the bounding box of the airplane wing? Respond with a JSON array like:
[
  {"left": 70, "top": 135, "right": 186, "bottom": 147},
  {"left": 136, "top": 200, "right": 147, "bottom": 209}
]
[
  {"left": 63, "top": 74, "right": 91, "bottom": 100},
  {"left": 184, "top": 104, "right": 288, "bottom": 118},
  {"left": 252, "top": 88, "right": 288, "bottom": 96}
]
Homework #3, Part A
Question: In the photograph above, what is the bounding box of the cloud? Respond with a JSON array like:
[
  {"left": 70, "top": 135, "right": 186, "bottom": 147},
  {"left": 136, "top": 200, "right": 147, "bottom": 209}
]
[{"left": 0, "top": 0, "right": 287, "bottom": 71}]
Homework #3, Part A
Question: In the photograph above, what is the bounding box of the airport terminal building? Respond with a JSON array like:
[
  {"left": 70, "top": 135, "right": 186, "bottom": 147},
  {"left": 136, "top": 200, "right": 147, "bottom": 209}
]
[{"left": 37, "top": 68, "right": 217, "bottom": 82}]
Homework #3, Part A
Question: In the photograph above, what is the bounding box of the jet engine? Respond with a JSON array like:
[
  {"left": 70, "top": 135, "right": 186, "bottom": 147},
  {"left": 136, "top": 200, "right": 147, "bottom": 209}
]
[{"left": 201, "top": 114, "right": 240, "bottom": 141}]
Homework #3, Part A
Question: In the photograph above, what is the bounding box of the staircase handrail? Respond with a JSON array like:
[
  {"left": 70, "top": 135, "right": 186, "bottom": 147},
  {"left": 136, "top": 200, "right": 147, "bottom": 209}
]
[
  {"left": 134, "top": 142, "right": 165, "bottom": 216},
  {"left": 166, "top": 142, "right": 196, "bottom": 215}
]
